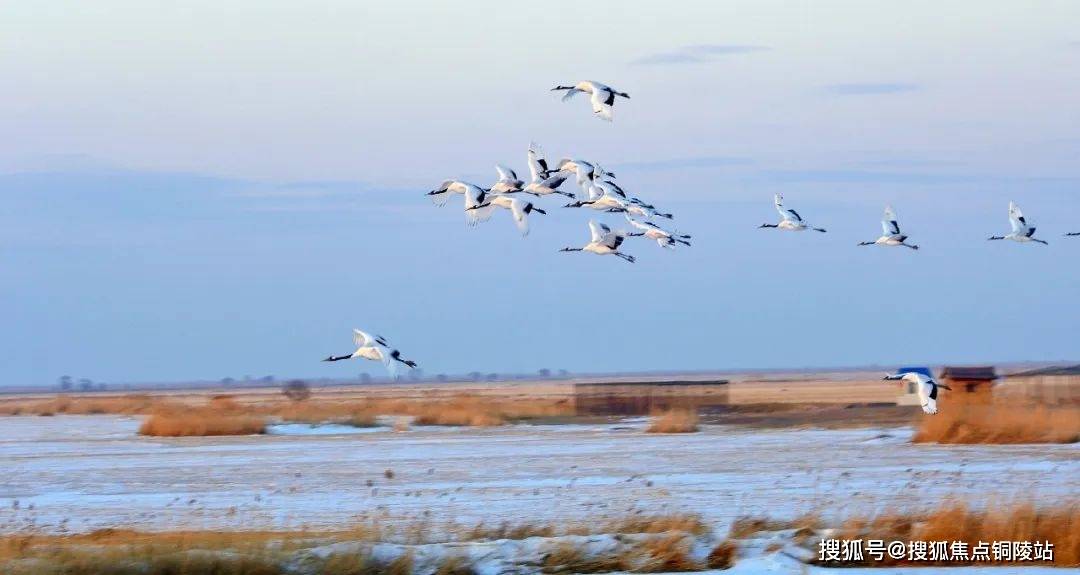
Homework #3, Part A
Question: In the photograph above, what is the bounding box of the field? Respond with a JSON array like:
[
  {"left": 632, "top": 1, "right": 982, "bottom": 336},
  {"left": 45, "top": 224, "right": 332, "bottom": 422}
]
[{"left": 1, "top": 375, "right": 1077, "bottom": 573}]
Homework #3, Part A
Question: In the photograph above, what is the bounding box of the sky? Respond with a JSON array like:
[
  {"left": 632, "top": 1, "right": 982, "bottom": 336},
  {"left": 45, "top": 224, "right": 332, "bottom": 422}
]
[{"left": 2, "top": 1, "right": 1080, "bottom": 387}]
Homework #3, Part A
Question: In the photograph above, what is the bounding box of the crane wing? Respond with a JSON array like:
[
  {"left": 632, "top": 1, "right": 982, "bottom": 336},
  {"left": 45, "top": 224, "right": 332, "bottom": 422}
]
[
  {"left": 527, "top": 143, "right": 548, "bottom": 182},
  {"left": 495, "top": 164, "right": 518, "bottom": 183},
  {"left": 509, "top": 198, "right": 531, "bottom": 236},
  {"left": 773, "top": 194, "right": 787, "bottom": 219},
  {"left": 540, "top": 173, "right": 567, "bottom": 189},
  {"left": 623, "top": 213, "right": 649, "bottom": 231},
  {"left": 465, "top": 185, "right": 494, "bottom": 226},
  {"left": 588, "top": 220, "right": 610, "bottom": 243},
  {"left": 353, "top": 329, "right": 386, "bottom": 349},
  {"left": 1009, "top": 201, "right": 1026, "bottom": 234},
  {"left": 590, "top": 90, "right": 614, "bottom": 121},
  {"left": 882, "top": 206, "right": 901, "bottom": 235}
]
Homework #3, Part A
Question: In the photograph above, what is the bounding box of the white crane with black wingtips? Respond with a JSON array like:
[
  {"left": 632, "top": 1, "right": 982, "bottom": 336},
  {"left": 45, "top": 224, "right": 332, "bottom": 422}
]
[
  {"left": 858, "top": 205, "right": 919, "bottom": 250},
  {"left": 988, "top": 201, "right": 1048, "bottom": 245},
  {"left": 551, "top": 80, "right": 630, "bottom": 121},
  {"left": 560, "top": 220, "right": 636, "bottom": 262}
]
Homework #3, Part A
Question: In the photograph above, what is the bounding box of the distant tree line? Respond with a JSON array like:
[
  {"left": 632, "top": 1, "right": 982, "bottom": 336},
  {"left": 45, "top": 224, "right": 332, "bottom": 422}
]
[{"left": 57, "top": 375, "right": 106, "bottom": 392}]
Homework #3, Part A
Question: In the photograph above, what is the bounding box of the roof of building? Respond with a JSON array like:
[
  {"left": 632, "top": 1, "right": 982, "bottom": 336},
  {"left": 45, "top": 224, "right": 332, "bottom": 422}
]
[
  {"left": 1008, "top": 364, "right": 1080, "bottom": 378},
  {"left": 939, "top": 366, "right": 997, "bottom": 381}
]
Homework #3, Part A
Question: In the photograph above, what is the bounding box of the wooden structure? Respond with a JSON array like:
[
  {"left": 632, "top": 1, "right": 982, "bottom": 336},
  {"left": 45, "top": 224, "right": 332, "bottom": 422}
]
[
  {"left": 939, "top": 366, "right": 997, "bottom": 394},
  {"left": 573, "top": 379, "right": 730, "bottom": 415},
  {"left": 997, "top": 365, "right": 1080, "bottom": 405}
]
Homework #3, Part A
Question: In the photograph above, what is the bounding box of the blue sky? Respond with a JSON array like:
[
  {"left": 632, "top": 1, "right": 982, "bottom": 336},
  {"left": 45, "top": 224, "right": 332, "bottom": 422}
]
[{"left": 2, "top": 1, "right": 1080, "bottom": 386}]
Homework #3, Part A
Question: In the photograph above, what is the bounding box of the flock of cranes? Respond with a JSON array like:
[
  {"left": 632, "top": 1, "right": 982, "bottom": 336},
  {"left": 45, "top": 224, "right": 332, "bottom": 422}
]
[
  {"left": 427, "top": 139, "right": 688, "bottom": 258},
  {"left": 762, "top": 196, "right": 1062, "bottom": 250},
  {"left": 323, "top": 79, "right": 1078, "bottom": 412}
]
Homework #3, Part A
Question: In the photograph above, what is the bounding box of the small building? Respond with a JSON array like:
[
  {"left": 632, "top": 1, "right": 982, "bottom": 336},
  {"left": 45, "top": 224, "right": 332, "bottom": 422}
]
[
  {"left": 573, "top": 379, "right": 730, "bottom": 415},
  {"left": 997, "top": 365, "right": 1080, "bottom": 405},
  {"left": 939, "top": 366, "right": 997, "bottom": 393}
]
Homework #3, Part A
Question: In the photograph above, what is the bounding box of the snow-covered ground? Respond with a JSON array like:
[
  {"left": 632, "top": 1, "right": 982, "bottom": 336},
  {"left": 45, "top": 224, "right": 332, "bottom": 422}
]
[{"left": 0, "top": 415, "right": 1077, "bottom": 536}]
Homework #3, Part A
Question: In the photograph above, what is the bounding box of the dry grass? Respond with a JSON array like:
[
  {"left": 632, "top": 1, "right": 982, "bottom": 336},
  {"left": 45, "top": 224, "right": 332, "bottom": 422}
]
[
  {"left": 631, "top": 533, "right": 702, "bottom": 572},
  {"left": 138, "top": 411, "right": 266, "bottom": 437},
  {"left": 384, "top": 551, "right": 413, "bottom": 575},
  {"left": 319, "top": 551, "right": 374, "bottom": 575},
  {"left": 434, "top": 554, "right": 476, "bottom": 575},
  {"left": 0, "top": 394, "right": 161, "bottom": 417},
  {"left": 271, "top": 394, "right": 571, "bottom": 427},
  {"left": 914, "top": 399, "right": 1080, "bottom": 444},
  {"left": 459, "top": 513, "right": 706, "bottom": 543},
  {"left": 541, "top": 541, "right": 628, "bottom": 574},
  {"left": 706, "top": 540, "right": 738, "bottom": 569},
  {"left": 464, "top": 521, "right": 555, "bottom": 541},
  {"left": 727, "top": 513, "right": 822, "bottom": 539},
  {"left": 0, "top": 512, "right": 718, "bottom": 575},
  {"left": 411, "top": 399, "right": 506, "bottom": 427},
  {"left": 646, "top": 409, "right": 699, "bottom": 433},
  {"left": 4, "top": 499, "right": 1075, "bottom": 572},
  {"left": 829, "top": 499, "right": 1080, "bottom": 566},
  {"left": 2, "top": 552, "right": 284, "bottom": 575},
  {"left": 603, "top": 514, "right": 709, "bottom": 537},
  {"left": 0, "top": 528, "right": 292, "bottom": 575},
  {"left": 0, "top": 392, "right": 574, "bottom": 429}
]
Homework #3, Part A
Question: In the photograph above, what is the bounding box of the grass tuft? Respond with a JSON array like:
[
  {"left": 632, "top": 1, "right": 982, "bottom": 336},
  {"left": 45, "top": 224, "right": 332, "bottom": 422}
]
[
  {"left": 434, "top": 554, "right": 476, "bottom": 575},
  {"left": 646, "top": 409, "right": 699, "bottom": 433},
  {"left": 138, "top": 412, "right": 266, "bottom": 437},
  {"left": 630, "top": 533, "right": 702, "bottom": 572},
  {"left": 706, "top": 540, "right": 738, "bottom": 569}
]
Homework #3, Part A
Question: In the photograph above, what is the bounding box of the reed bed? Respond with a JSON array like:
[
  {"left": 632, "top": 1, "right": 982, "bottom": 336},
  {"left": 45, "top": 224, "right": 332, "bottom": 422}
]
[
  {"left": 0, "top": 392, "right": 574, "bottom": 435},
  {"left": 913, "top": 398, "right": 1080, "bottom": 444},
  {"left": 829, "top": 499, "right": 1079, "bottom": 566},
  {"left": 0, "top": 513, "right": 708, "bottom": 575},
  {"left": 138, "top": 411, "right": 267, "bottom": 437},
  {"left": 3, "top": 503, "right": 1075, "bottom": 572}
]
